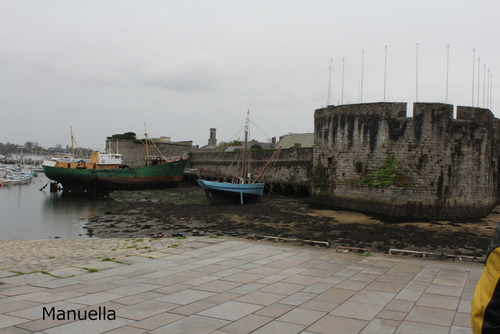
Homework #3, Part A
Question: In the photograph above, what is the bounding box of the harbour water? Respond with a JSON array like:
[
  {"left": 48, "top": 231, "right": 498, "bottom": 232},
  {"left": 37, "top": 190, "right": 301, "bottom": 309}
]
[{"left": 0, "top": 174, "right": 116, "bottom": 241}]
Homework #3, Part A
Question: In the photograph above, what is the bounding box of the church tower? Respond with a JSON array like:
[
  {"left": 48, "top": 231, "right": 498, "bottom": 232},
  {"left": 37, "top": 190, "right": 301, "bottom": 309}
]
[{"left": 208, "top": 128, "right": 217, "bottom": 147}]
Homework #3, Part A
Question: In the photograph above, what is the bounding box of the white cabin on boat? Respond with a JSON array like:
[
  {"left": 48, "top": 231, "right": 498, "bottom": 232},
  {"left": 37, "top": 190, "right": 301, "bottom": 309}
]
[{"left": 95, "top": 153, "right": 123, "bottom": 165}]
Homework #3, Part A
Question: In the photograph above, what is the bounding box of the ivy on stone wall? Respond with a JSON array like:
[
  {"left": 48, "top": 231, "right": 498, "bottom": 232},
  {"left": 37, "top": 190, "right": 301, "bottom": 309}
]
[
  {"left": 359, "top": 154, "right": 408, "bottom": 187},
  {"left": 312, "top": 163, "right": 330, "bottom": 189}
]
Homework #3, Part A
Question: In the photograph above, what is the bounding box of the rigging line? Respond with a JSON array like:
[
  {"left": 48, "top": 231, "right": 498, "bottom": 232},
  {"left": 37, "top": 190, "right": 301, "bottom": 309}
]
[
  {"left": 249, "top": 120, "right": 272, "bottom": 141},
  {"left": 55, "top": 130, "right": 72, "bottom": 146},
  {"left": 135, "top": 134, "right": 166, "bottom": 160},
  {"left": 225, "top": 125, "right": 247, "bottom": 144}
]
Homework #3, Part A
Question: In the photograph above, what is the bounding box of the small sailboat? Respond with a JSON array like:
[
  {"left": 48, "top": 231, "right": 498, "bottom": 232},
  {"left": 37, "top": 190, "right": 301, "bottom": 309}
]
[{"left": 196, "top": 110, "right": 280, "bottom": 204}]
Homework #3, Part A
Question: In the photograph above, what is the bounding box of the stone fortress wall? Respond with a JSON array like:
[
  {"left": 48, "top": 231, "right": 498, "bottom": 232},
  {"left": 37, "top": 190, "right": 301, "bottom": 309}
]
[
  {"left": 105, "top": 140, "right": 191, "bottom": 167},
  {"left": 105, "top": 101, "right": 500, "bottom": 219},
  {"left": 188, "top": 147, "right": 312, "bottom": 192},
  {"left": 312, "top": 102, "right": 500, "bottom": 219}
]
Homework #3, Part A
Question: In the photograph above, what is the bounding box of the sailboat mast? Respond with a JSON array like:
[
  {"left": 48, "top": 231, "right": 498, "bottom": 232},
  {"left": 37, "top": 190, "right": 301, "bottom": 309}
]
[
  {"left": 70, "top": 126, "right": 75, "bottom": 157},
  {"left": 144, "top": 122, "right": 149, "bottom": 167},
  {"left": 241, "top": 110, "right": 250, "bottom": 179}
]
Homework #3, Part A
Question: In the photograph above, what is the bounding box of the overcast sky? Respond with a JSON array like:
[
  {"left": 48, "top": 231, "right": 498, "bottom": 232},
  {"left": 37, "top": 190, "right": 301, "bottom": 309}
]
[{"left": 1, "top": 0, "right": 499, "bottom": 150}]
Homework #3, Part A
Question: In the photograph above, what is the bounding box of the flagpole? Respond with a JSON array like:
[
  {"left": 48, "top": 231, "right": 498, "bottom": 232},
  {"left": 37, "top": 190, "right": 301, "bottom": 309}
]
[
  {"left": 360, "top": 49, "right": 364, "bottom": 103},
  {"left": 341, "top": 56, "right": 345, "bottom": 105},
  {"left": 416, "top": 43, "right": 419, "bottom": 102},
  {"left": 446, "top": 44, "right": 449, "bottom": 103},
  {"left": 477, "top": 56, "right": 480, "bottom": 107},
  {"left": 483, "top": 63, "right": 486, "bottom": 107},
  {"left": 327, "top": 58, "right": 332, "bottom": 106},
  {"left": 472, "top": 49, "right": 475, "bottom": 106},
  {"left": 384, "top": 45, "right": 387, "bottom": 102},
  {"left": 487, "top": 69, "right": 490, "bottom": 109}
]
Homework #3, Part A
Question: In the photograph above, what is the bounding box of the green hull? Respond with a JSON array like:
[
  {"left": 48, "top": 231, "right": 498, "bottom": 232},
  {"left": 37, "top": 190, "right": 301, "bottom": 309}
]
[{"left": 43, "top": 159, "right": 188, "bottom": 190}]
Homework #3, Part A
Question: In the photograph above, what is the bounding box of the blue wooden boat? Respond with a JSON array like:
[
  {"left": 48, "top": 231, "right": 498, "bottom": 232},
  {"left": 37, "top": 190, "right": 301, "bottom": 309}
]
[
  {"left": 196, "top": 110, "right": 281, "bottom": 204},
  {"left": 196, "top": 179, "right": 264, "bottom": 204}
]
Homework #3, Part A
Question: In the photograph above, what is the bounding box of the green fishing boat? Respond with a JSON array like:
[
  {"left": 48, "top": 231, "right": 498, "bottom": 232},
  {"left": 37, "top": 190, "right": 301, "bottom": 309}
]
[{"left": 42, "top": 151, "right": 188, "bottom": 191}]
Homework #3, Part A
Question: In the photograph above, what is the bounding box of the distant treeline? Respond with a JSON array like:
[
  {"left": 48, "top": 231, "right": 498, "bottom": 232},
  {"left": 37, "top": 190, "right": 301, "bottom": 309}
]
[{"left": 0, "top": 141, "right": 93, "bottom": 157}]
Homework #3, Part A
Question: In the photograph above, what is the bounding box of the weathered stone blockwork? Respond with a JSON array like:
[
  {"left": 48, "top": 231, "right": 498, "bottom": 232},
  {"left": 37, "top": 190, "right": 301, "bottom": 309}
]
[
  {"left": 106, "top": 140, "right": 191, "bottom": 167},
  {"left": 106, "top": 139, "right": 313, "bottom": 193},
  {"left": 312, "top": 102, "right": 500, "bottom": 219},
  {"left": 188, "top": 147, "right": 312, "bottom": 187}
]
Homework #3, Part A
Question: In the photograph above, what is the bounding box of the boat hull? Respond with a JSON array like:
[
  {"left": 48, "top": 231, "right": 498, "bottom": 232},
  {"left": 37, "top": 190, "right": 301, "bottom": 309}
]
[
  {"left": 43, "top": 159, "right": 188, "bottom": 191},
  {"left": 196, "top": 179, "right": 264, "bottom": 204}
]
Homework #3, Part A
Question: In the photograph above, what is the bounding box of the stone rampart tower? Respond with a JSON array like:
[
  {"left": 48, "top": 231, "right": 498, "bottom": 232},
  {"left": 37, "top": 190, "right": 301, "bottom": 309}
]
[{"left": 312, "top": 102, "right": 500, "bottom": 219}]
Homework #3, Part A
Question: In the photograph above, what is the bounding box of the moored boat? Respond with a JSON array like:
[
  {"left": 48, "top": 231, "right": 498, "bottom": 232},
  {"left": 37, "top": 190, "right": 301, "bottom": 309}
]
[
  {"left": 42, "top": 152, "right": 188, "bottom": 191},
  {"left": 0, "top": 168, "right": 35, "bottom": 186},
  {"left": 196, "top": 179, "right": 265, "bottom": 204},
  {"left": 196, "top": 110, "right": 280, "bottom": 204}
]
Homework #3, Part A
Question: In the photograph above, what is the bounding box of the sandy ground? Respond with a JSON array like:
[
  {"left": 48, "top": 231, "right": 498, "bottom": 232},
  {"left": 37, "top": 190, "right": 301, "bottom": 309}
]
[{"left": 0, "top": 236, "right": 224, "bottom": 279}]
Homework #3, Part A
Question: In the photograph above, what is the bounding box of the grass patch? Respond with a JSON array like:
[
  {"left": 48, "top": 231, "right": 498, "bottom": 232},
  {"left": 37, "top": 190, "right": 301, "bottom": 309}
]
[
  {"left": 10, "top": 270, "right": 24, "bottom": 275},
  {"left": 102, "top": 257, "right": 127, "bottom": 264},
  {"left": 35, "top": 271, "right": 61, "bottom": 278}
]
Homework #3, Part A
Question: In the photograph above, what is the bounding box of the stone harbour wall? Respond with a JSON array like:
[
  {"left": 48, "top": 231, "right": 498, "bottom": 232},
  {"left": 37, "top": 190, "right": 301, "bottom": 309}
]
[{"left": 188, "top": 147, "right": 312, "bottom": 187}]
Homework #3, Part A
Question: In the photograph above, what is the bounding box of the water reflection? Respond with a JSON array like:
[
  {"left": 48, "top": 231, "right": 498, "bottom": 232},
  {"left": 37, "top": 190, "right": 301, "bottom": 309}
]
[
  {"left": 42, "top": 190, "right": 110, "bottom": 220},
  {"left": 0, "top": 175, "right": 116, "bottom": 241}
]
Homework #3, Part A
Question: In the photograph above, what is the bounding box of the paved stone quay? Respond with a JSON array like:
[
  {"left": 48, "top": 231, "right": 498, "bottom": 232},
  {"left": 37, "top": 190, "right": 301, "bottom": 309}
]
[{"left": 0, "top": 237, "right": 481, "bottom": 333}]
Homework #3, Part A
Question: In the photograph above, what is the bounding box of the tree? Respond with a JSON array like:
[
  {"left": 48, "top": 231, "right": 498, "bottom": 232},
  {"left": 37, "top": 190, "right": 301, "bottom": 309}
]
[
  {"left": 24, "top": 142, "right": 34, "bottom": 149},
  {"left": 216, "top": 141, "right": 227, "bottom": 150},
  {"left": 0, "top": 142, "right": 20, "bottom": 155},
  {"left": 226, "top": 140, "right": 242, "bottom": 146},
  {"left": 107, "top": 132, "right": 137, "bottom": 141}
]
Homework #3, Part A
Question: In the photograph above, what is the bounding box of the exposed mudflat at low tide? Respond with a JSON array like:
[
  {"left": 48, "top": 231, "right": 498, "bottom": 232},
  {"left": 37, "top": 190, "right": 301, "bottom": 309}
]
[{"left": 85, "top": 184, "right": 498, "bottom": 258}]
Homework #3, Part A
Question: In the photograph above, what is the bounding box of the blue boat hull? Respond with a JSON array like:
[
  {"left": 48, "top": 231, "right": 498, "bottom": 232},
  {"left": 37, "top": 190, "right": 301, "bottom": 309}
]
[{"left": 196, "top": 179, "right": 264, "bottom": 204}]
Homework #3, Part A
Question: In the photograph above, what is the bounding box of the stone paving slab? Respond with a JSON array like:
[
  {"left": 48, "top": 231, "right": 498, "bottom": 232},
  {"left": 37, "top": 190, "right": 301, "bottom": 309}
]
[{"left": 0, "top": 236, "right": 483, "bottom": 333}]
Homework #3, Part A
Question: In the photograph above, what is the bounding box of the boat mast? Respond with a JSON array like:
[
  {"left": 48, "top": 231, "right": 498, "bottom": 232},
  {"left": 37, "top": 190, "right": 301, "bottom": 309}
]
[
  {"left": 144, "top": 122, "right": 149, "bottom": 167},
  {"left": 240, "top": 110, "right": 250, "bottom": 180},
  {"left": 70, "top": 126, "right": 75, "bottom": 157}
]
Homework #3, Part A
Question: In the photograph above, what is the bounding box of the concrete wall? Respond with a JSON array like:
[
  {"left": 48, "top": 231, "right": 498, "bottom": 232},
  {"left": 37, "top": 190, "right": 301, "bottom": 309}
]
[{"left": 312, "top": 102, "right": 500, "bottom": 219}]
